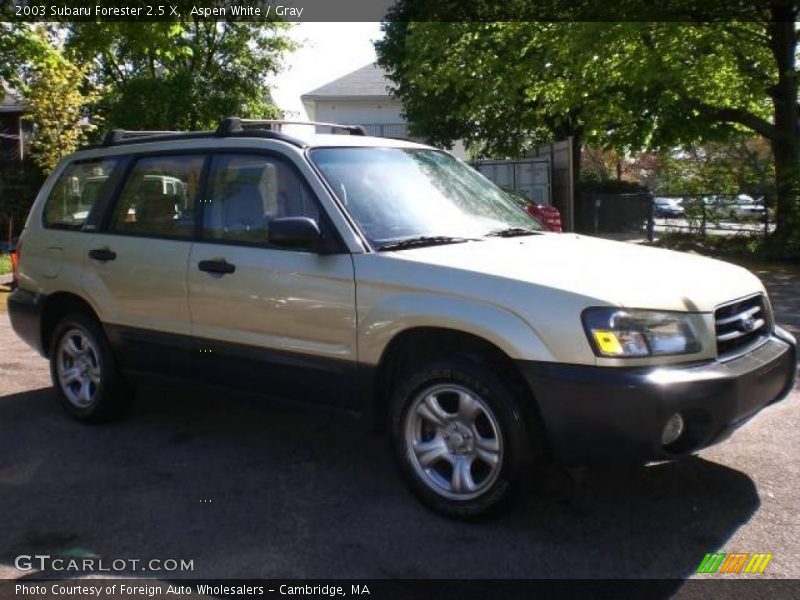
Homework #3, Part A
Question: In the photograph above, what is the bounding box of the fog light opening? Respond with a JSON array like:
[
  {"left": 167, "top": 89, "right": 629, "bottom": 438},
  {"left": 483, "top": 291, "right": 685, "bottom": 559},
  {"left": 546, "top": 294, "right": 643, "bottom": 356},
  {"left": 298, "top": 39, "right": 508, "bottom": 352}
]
[{"left": 661, "top": 413, "right": 685, "bottom": 447}]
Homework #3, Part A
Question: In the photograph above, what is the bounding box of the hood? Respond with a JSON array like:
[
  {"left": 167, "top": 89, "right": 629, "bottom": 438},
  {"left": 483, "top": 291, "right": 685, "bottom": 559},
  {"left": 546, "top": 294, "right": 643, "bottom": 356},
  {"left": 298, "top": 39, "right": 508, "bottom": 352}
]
[{"left": 389, "top": 233, "right": 764, "bottom": 313}]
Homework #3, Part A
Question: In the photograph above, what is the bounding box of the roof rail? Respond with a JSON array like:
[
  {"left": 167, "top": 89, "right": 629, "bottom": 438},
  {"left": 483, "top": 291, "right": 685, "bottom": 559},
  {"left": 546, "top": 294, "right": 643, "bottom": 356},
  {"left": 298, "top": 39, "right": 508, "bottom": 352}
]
[
  {"left": 102, "top": 129, "right": 182, "bottom": 146},
  {"left": 217, "top": 117, "right": 367, "bottom": 136},
  {"left": 95, "top": 125, "right": 306, "bottom": 150},
  {"left": 97, "top": 116, "right": 361, "bottom": 150}
]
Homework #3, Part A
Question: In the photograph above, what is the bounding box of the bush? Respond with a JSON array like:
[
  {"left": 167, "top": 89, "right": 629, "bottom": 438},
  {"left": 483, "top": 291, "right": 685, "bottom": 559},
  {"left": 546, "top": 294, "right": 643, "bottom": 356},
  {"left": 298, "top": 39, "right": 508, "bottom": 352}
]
[
  {"left": 648, "top": 231, "right": 800, "bottom": 263},
  {"left": 0, "top": 253, "right": 10, "bottom": 275},
  {"left": 579, "top": 178, "right": 648, "bottom": 194}
]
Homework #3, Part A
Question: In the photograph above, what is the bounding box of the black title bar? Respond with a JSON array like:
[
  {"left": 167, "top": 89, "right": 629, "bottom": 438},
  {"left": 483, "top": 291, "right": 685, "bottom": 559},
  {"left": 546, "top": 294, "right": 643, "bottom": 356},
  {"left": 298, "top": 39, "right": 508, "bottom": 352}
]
[
  {"left": 2, "top": 0, "right": 791, "bottom": 23},
  {"left": 2, "top": 579, "right": 800, "bottom": 600}
]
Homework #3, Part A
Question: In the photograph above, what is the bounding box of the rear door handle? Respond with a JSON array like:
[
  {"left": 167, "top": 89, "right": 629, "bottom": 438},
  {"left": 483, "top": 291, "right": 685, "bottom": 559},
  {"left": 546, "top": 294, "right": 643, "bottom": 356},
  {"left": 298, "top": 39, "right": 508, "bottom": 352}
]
[
  {"left": 88, "top": 248, "right": 116, "bottom": 262},
  {"left": 198, "top": 259, "right": 236, "bottom": 275}
]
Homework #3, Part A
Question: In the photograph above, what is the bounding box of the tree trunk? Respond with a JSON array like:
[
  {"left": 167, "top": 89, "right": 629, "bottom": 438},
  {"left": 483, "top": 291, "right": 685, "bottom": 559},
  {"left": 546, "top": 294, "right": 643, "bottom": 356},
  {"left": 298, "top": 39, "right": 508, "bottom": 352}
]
[
  {"left": 571, "top": 130, "right": 582, "bottom": 189},
  {"left": 772, "top": 138, "right": 800, "bottom": 235},
  {"left": 769, "top": 10, "right": 799, "bottom": 237}
]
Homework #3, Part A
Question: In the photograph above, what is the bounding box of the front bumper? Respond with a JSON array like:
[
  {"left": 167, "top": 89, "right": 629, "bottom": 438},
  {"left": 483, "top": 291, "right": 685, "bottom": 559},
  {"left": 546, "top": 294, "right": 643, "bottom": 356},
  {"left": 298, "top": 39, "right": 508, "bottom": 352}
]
[{"left": 517, "top": 330, "right": 797, "bottom": 465}]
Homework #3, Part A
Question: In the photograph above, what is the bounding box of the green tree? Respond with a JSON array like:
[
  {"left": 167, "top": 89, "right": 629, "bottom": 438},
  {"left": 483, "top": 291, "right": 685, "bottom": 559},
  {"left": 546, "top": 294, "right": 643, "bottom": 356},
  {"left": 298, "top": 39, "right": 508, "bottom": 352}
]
[
  {"left": 1, "top": 25, "right": 98, "bottom": 173},
  {"left": 66, "top": 18, "right": 294, "bottom": 131},
  {"left": 377, "top": 3, "right": 799, "bottom": 236},
  {"left": 0, "top": 25, "right": 22, "bottom": 85},
  {"left": 0, "top": 22, "right": 54, "bottom": 91},
  {"left": 654, "top": 139, "right": 775, "bottom": 197},
  {"left": 1, "top": 24, "right": 76, "bottom": 238},
  {"left": 22, "top": 46, "right": 100, "bottom": 172}
]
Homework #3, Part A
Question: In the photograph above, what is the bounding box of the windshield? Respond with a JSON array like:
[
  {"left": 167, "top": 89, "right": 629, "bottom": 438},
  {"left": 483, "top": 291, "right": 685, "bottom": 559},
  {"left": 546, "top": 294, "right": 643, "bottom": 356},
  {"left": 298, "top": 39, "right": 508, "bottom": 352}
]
[{"left": 309, "top": 148, "right": 543, "bottom": 248}]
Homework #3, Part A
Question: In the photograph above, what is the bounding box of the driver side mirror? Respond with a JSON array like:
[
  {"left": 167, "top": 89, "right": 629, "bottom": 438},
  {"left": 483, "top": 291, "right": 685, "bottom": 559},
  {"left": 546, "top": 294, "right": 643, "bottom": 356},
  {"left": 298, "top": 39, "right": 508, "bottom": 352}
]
[{"left": 268, "top": 217, "right": 322, "bottom": 250}]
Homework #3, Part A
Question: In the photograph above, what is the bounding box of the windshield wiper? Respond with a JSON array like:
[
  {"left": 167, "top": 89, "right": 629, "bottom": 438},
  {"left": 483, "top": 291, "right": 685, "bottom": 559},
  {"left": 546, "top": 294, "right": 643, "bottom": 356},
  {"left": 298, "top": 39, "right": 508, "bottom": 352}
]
[
  {"left": 377, "top": 235, "right": 477, "bottom": 252},
  {"left": 485, "top": 227, "right": 541, "bottom": 238}
]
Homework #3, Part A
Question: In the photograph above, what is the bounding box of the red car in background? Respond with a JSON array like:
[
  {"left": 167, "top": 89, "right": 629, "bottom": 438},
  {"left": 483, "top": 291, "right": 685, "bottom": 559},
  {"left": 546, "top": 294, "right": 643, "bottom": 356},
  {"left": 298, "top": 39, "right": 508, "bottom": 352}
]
[
  {"left": 526, "top": 203, "right": 562, "bottom": 232},
  {"left": 506, "top": 191, "right": 562, "bottom": 232}
]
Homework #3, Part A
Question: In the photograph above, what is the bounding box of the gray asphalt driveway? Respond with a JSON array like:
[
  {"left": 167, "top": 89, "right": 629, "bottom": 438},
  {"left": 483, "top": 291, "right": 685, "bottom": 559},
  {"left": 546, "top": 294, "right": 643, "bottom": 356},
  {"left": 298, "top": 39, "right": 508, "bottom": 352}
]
[{"left": 0, "top": 263, "right": 797, "bottom": 581}]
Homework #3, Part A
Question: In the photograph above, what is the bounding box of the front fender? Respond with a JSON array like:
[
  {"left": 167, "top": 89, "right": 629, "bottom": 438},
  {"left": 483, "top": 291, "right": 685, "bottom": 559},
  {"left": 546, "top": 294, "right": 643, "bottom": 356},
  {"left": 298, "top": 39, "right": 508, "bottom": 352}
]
[{"left": 358, "top": 292, "right": 554, "bottom": 366}]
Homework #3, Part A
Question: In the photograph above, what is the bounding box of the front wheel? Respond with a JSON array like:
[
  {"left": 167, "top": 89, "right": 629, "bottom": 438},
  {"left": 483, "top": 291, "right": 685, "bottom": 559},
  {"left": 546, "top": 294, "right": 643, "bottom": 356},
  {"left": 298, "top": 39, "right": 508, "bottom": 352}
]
[{"left": 390, "top": 356, "right": 536, "bottom": 519}]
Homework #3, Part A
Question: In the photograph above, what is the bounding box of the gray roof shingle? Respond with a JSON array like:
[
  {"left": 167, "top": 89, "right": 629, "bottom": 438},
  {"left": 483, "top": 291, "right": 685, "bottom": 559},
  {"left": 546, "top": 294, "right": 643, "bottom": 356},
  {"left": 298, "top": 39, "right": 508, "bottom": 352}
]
[
  {"left": 302, "top": 63, "right": 393, "bottom": 100},
  {"left": 0, "top": 88, "right": 25, "bottom": 113}
]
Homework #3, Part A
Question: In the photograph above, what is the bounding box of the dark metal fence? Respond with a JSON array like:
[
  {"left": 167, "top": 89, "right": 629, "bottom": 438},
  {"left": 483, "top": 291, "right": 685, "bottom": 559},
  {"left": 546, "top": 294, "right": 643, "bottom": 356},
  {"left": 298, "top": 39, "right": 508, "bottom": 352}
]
[
  {"left": 580, "top": 193, "right": 652, "bottom": 237},
  {"left": 580, "top": 193, "right": 773, "bottom": 240}
]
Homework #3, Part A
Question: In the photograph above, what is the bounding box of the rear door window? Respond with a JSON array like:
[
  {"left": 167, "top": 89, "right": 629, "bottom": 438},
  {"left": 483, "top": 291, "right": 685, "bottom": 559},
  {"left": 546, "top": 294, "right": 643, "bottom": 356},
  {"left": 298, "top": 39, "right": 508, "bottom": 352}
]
[
  {"left": 109, "top": 155, "right": 204, "bottom": 239},
  {"left": 43, "top": 158, "right": 120, "bottom": 229}
]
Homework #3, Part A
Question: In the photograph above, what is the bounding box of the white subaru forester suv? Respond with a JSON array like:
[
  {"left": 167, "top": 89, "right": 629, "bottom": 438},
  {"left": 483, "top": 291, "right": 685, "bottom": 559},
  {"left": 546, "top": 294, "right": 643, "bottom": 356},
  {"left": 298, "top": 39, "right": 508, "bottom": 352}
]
[{"left": 8, "top": 118, "right": 797, "bottom": 518}]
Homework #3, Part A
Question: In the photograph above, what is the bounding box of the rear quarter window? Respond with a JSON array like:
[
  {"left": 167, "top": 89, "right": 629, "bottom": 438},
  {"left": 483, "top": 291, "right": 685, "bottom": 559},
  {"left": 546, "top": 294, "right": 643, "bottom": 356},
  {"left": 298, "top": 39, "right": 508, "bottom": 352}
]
[{"left": 43, "top": 158, "right": 120, "bottom": 230}]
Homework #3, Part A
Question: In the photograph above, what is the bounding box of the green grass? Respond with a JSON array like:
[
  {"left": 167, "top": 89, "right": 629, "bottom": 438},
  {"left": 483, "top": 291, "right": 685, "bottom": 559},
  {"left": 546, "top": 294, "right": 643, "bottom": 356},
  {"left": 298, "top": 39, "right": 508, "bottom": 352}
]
[
  {"left": 0, "top": 254, "right": 11, "bottom": 276},
  {"left": 647, "top": 232, "right": 800, "bottom": 263}
]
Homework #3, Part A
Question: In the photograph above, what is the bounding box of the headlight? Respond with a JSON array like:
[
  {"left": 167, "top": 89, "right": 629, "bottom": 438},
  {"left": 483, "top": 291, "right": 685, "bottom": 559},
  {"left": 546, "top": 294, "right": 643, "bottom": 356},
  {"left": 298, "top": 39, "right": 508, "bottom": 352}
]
[{"left": 582, "top": 308, "right": 702, "bottom": 357}]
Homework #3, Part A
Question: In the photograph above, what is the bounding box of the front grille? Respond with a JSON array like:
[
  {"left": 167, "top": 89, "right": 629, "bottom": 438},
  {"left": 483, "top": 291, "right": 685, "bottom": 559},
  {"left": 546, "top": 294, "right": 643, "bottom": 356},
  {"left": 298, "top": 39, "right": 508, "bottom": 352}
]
[{"left": 715, "top": 294, "right": 769, "bottom": 357}]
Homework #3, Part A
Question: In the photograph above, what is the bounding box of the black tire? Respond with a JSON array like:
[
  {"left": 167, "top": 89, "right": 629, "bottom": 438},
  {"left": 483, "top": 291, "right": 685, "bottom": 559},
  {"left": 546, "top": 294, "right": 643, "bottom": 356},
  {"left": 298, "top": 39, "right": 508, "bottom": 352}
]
[
  {"left": 390, "top": 355, "right": 537, "bottom": 519},
  {"left": 49, "top": 312, "right": 132, "bottom": 423}
]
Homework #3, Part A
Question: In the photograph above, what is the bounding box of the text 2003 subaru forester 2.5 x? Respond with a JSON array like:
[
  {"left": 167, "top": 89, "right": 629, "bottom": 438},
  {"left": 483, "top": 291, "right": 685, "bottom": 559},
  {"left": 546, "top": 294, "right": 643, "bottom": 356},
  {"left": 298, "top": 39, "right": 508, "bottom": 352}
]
[{"left": 8, "top": 118, "right": 797, "bottom": 518}]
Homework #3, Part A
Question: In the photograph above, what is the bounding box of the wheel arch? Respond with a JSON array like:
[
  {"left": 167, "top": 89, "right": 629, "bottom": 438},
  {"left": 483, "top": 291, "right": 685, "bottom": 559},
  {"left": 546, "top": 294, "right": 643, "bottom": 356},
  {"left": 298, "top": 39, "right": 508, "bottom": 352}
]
[
  {"left": 358, "top": 294, "right": 553, "bottom": 366},
  {"left": 368, "top": 326, "right": 546, "bottom": 454},
  {"left": 40, "top": 292, "right": 101, "bottom": 358}
]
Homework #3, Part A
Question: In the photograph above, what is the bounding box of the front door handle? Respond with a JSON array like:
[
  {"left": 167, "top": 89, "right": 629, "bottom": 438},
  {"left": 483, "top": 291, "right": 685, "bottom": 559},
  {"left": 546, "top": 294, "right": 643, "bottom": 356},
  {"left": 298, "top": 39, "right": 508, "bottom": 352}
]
[
  {"left": 198, "top": 259, "right": 236, "bottom": 275},
  {"left": 88, "top": 248, "right": 116, "bottom": 262}
]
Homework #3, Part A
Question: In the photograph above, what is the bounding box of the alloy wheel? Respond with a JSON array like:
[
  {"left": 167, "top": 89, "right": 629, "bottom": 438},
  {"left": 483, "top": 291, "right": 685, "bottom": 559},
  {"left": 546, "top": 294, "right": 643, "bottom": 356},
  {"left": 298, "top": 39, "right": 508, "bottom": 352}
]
[
  {"left": 404, "top": 383, "right": 504, "bottom": 501},
  {"left": 56, "top": 328, "right": 101, "bottom": 408}
]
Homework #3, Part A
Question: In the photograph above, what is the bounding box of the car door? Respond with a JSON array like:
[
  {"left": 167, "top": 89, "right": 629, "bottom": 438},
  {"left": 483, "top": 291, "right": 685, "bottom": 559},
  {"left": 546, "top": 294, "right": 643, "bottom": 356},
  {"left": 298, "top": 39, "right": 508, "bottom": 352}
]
[
  {"left": 81, "top": 153, "right": 206, "bottom": 375},
  {"left": 187, "top": 151, "right": 358, "bottom": 407},
  {"left": 27, "top": 156, "right": 123, "bottom": 293}
]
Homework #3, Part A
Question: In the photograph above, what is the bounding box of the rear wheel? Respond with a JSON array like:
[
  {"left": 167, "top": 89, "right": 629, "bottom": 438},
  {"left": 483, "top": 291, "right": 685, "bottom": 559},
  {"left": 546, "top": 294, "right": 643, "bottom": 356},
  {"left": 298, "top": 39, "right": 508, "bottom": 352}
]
[
  {"left": 49, "top": 313, "right": 132, "bottom": 423},
  {"left": 390, "top": 356, "right": 536, "bottom": 519}
]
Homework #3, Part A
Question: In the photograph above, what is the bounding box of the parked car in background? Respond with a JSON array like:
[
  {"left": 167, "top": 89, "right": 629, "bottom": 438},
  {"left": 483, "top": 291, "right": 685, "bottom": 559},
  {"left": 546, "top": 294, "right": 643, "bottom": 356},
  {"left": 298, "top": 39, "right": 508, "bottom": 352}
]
[
  {"left": 702, "top": 195, "right": 766, "bottom": 221},
  {"left": 505, "top": 190, "right": 562, "bottom": 232},
  {"left": 653, "top": 197, "right": 685, "bottom": 218},
  {"left": 527, "top": 204, "right": 562, "bottom": 232},
  {"left": 728, "top": 194, "right": 766, "bottom": 221}
]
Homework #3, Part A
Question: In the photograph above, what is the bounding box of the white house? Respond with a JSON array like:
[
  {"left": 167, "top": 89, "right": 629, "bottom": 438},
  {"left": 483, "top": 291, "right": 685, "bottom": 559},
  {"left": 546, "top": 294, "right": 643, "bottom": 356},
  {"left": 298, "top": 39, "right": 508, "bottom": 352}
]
[
  {"left": 300, "top": 65, "right": 571, "bottom": 227},
  {"left": 301, "top": 63, "right": 467, "bottom": 158}
]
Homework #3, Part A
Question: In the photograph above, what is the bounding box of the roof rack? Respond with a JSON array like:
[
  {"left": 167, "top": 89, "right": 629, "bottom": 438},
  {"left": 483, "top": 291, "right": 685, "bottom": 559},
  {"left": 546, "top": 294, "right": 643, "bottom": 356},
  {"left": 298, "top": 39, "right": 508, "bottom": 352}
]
[
  {"left": 102, "top": 129, "right": 182, "bottom": 146},
  {"left": 95, "top": 116, "right": 367, "bottom": 150},
  {"left": 216, "top": 117, "right": 367, "bottom": 136}
]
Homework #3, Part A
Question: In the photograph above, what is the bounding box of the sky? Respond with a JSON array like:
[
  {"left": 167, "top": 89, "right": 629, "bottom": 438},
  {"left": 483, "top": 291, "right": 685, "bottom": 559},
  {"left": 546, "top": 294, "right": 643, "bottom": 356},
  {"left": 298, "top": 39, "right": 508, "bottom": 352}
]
[{"left": 269, "top": 22, "right": 384, "bottom": 119}]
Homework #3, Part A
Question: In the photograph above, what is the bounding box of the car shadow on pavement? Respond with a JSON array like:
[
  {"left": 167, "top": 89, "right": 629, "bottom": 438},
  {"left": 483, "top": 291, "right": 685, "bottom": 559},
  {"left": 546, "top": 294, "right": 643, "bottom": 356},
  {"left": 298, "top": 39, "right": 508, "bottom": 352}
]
[
  {"left": 743, "top": 262, "right": 800, "bottom": 334},
  {"left": 0, "top": 383, "right": 759, "bottom": 585}
]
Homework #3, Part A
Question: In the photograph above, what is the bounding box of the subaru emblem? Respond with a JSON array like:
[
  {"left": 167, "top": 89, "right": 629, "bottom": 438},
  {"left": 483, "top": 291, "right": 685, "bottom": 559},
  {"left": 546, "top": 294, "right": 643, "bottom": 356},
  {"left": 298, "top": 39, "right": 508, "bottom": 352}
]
[{"left": 741, "top": 316, "right": 758, "bottom": 332}]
